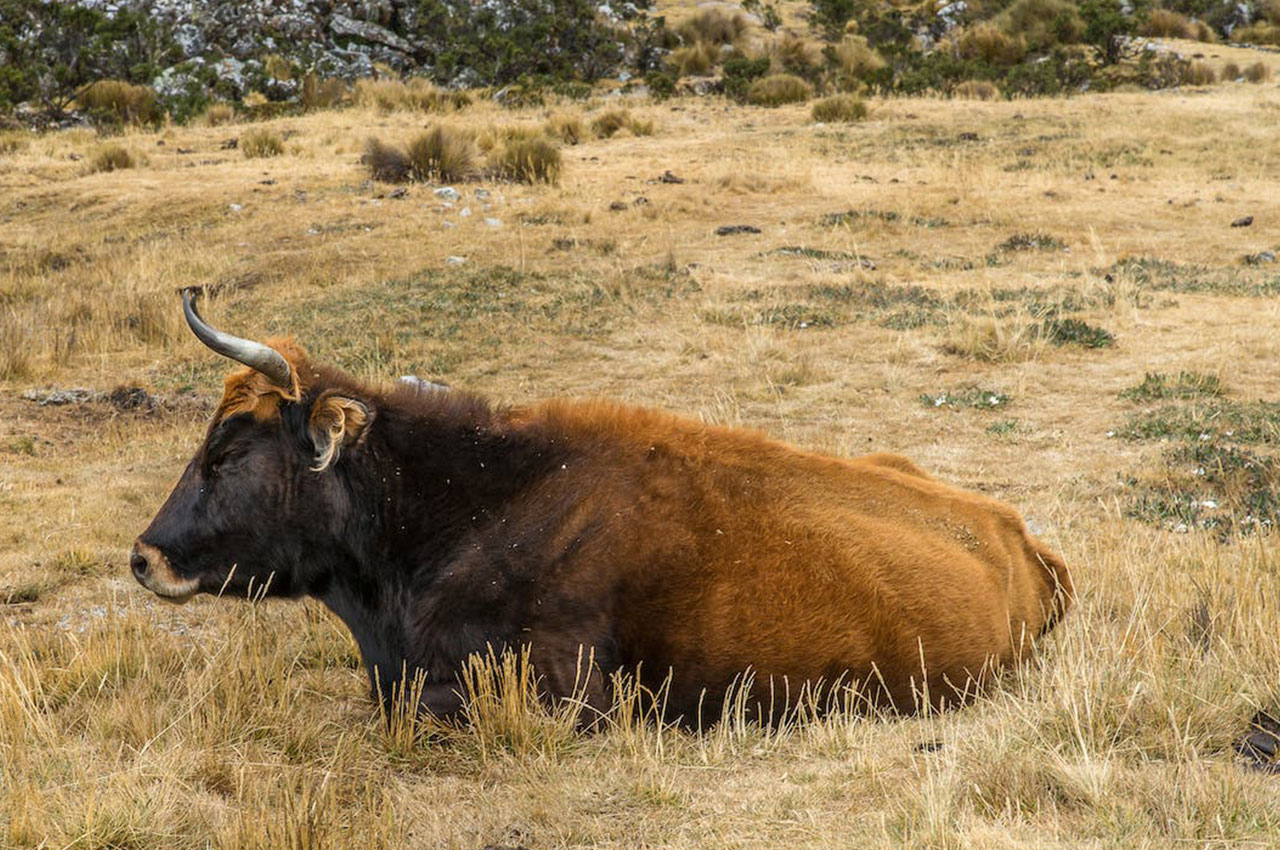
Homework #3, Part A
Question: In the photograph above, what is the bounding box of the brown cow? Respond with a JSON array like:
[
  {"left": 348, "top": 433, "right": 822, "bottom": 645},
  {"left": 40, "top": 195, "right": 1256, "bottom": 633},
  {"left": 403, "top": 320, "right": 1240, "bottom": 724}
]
[{"left": 131, "top": 291, "right": 1073, "bottom": 724}]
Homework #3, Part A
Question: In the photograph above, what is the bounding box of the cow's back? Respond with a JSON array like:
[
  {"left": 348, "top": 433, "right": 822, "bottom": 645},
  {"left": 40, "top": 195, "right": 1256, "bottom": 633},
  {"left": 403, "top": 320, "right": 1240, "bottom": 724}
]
[{"left": 513, "top": 401, "right": 1073, "bottom": 717}]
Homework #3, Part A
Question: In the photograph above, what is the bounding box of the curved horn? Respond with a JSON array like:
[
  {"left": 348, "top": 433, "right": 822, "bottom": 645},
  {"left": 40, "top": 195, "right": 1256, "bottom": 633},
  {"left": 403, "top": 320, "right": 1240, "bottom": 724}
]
[{"left": 182, "top": 288, "right": 292, "bottom": 388}]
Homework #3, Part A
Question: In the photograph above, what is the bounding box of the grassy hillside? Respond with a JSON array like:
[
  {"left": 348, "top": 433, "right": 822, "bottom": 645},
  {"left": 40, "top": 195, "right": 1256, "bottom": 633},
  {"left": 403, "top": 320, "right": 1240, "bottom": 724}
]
[{"left": 3, "top": 56, "right": 1280, "bottom": 848}]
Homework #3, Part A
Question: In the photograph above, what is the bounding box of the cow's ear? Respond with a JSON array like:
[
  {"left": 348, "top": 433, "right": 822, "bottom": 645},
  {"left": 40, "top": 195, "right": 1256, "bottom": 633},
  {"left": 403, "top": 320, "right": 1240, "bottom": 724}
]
[{"left": 308, "top": 392, "right": 371, "bottom": 472}]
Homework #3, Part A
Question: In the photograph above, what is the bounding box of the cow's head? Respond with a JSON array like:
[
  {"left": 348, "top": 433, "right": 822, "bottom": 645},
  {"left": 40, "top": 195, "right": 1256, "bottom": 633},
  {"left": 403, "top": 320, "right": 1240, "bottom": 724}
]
[{"left": 130, "top": 291, "right": 374, "bottom": 603}]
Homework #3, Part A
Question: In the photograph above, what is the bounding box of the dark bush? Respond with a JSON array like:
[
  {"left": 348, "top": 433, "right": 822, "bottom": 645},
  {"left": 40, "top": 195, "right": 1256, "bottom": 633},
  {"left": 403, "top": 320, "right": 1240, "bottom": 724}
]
[{"left": 722, "top": 55, "right": 771, "bottom": 101}]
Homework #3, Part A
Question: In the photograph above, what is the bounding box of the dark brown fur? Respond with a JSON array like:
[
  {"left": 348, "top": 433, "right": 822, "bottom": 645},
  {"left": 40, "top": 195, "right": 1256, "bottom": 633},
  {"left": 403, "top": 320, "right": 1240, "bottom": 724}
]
[{"left": 132, "top": 342, "right": 1073, "bottom": 724}]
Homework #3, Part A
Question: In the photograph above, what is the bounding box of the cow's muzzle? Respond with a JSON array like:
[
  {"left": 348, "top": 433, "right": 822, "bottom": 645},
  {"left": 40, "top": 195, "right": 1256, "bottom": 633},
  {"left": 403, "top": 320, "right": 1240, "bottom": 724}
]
[{"left": 130, "top": 541, "right": 199, "bottom": 604}]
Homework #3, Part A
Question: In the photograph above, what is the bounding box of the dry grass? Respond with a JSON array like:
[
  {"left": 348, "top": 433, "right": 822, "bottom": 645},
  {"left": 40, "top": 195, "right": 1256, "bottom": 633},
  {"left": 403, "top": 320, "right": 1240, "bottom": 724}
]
[
  {"left": 76, "top": 80, "right": 162, "bottom": 126},
  {"left": 746, "top": 73, "right": 813, "bottom": 106},
  {"left": 407, "top": 125, "right": 477, "bottom": 182},
  {"left": 353, "top": 77, "right": 470, "bottom": 113},
  {"left": 1245, "top": 60, "right": 1271, "bottom": 82},
  {"left": 590, "top": 108, "right": 655, "bottom": 138},
  {"left": 240, "top": 128, "right": 284, "bottom": 158},
  {"left": 811, "top": 94, "right": 869, "bottom": 122},
  {"left": 5, "top": 69, "right": 1280, "bottom": 847},
  {"left": 199, "top": 102, "right": 237, "bottom": 127},
  {"left": 489, "top": 137, "right": 562, "bottom": 184},
  {"left": 86, "top": 143, "right": 136, "bottom": 173},
  {"left": 544, "top": 112, "right": 586, "bottom": 145},
  {"left": 1182, "top": 61, "right": 1217, "bottom": 85},
  {"left": 954, "top": 79, "right": 1001, "bottom": 100}
]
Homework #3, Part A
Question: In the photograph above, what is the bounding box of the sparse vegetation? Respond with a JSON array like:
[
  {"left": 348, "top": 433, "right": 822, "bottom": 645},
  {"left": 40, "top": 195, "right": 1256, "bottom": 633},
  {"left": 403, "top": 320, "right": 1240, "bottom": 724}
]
[
  {"left": 353, "top": 78, "right": 469, "bottom": 113},
  {"left": 241, "top": 127, "right": 284, "bottom": 158},
  {"left": 1181, "top": 61, "right": 1217, "bottom": 85},
  {"left": 811, "top": 94, "right": 868, "bottom": 122},
  {"left": 953, "top": 79, "right": 1001, "bottom": 100}
]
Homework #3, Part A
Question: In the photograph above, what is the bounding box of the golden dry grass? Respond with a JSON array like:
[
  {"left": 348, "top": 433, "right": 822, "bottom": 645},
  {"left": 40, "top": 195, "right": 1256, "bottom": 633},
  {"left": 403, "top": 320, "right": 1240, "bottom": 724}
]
[{"left": 5, "top": 67, "right": 1280, "bottom": 847}]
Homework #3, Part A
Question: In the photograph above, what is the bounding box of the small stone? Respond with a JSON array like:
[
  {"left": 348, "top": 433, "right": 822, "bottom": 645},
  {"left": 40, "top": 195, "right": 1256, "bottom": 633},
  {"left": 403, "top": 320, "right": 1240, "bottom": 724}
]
[
  {"left": 957, "top": 131, "right": 980, "bottom": 142},
  {"left": 1244, "top": 250, "right": 1276, "bottom": 265},
  {"left": 609, "top": 201, "right": 628, "bottom": 211},
  {"left": 446, "top": 256, "right": 466, "bottom": 265},
  {"left": 715, "top": 224, "right": 761, "bottom": 236},
  {"left": 1231, "top": 215, "right": 1254, "bottom": 228},
  {"left": 460, "top": 207, "right": 472, "bottom": 217},
  {"left": 633, "top": 196, "right": 650, "bottom": 206},
  {"left": 484, "top": 217, "right": 502, "bottom": 228},
  {"left": 659, "top": 170, "right": 684, "bottom": 184},
  {"left": 474, "top": 188, "right": 491, "bottom": 201},
  {"left": 220, "top": 138, "right": 238, "bottom": 150},
  {"left": 228, "top": 203, "right": 243, "bottom": 213},
  {"left": 259, "top": 179, "right": 276, "bottom": 185},
  {"left": 390, "top": 187, "right": 408, "bottom": 199},
  {"left": 434, "top": 187, "right": 461, "bottom": 202}
]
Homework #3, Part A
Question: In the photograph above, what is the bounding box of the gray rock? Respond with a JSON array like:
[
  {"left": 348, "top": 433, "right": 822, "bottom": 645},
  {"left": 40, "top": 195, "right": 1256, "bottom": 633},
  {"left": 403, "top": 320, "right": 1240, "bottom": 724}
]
[
  {"left": 434, "top": 186, "right": 460, "bottom": 202},
  {"left": 330, "top": 13, "right": 414, "bottom": 54}
]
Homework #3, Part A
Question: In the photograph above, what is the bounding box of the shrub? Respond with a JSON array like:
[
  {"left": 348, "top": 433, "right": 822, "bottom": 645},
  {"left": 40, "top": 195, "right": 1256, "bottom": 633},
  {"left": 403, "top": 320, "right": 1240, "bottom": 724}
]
[
  {"left": 722, "top": 55, "right": 771, "bottom": 101},
  {"left": 1081, "top": 0, "right": 1136, "bottom": 64},
  {"left": 1140, "top": 9, "right": 1192, "bottom": 38},
  {"left": 86, "top": 143, "right": 135, "bottom": 173},
  {"left": 1244, "top": 61, "right": 1271, "bottom": 82},
  {"left": 1181, "top": 61, "right": 1216, "bottom": 85},
  {"left": 491, "top": 137, "right": 562, "bottom": 184},
  {"left": 668, "top": 43, "right": 718, "bottom": 76},
  {"left": 407, "top": 125, "right": 477, "bottom": 182},
  {"left": 998, "top": 0, "right": 1084, "bottom": 51},
  {"left": 746, "top": 73, "right": 813, "bottom": 106},
  {"left": 956, "top": 24, "right": 1026, "bottom": 66},
  {"left": 199, "top": 102, "right": 236, "bottom": 126},
  {"left": 678, "top": 8, "right": 749, "bottom": 44},
  {"left": 1232, "top": 22, "right": 1280, "bottom": 44},
  {"left": 646, "top": 71, "right": 677, "bottom": 100},
  {"left": 1223, "top": 61, "right": 1241, "bottom": 80},
  {"left": 810, "top": 0, "right": 859, "bottom": 39},
  {"left": 241, "top": 128, "right": 284, "bottom": 158},
  {"left": 544, "top": 113, "right": 585, "bottom": 144},
  {"left": 831, "top": 35, "right": 886, "bottom": 90},
  {"left": 811, "top": 94, "right": 867, "bottom": 122},
  {"left": 770, "top": 34, "right": 822, "bottom": 79},
  {"left": 954, "top": 79, "right": 1001, "bottom": 99},
  {"left": 1187, "top": 19, "right": 1216, "bottom": 41},
  {"left": 76, "top": 80, "right": 162, "bottom": 127}
]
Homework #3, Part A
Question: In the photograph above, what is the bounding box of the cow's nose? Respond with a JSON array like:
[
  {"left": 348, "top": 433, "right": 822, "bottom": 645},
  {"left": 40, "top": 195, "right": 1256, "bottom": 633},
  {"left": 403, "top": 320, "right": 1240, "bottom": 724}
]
[{"left": 130, "top": 545, "right": 150, "bottom": 580}]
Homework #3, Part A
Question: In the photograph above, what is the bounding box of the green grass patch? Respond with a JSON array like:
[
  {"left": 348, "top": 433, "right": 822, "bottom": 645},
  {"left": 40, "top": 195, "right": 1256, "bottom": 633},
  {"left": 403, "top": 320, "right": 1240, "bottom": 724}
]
[
  {"left": 819, "top": 209, "right": 949, "bottom": 228},
  {"left": 920, "top": 386, "right": 1012, "bottom": 410},
  {"left": 1116, "top": 400, "right": 1280, "bottom": 445},
  {"left": 985, "top": 419, "right": 1021, "bottom": 437},
  {"left": 1107, "top": 257, "right": 1280, "bottom": 298},
  {"left": 1125, "top": 441, "right": 1280, "bottom": 535},
  {"left": 1041, "top": 317, "right": 1115, "bottom": 348},
  {"left": 995, "top": 232, "right": 1066, "bottom": 253},
  {"left": 1120, "top": 371, "right": 1225, "bottom": 402}
]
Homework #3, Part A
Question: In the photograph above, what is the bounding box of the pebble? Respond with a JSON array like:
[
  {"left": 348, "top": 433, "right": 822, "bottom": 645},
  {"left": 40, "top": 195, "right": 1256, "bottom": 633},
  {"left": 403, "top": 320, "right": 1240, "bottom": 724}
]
[
  {"left": 446, "top": 256, "right": 467, "bottom": 265},
  {"left": 434, "top": 186, "right": 461, "bottom": 202},
  {"left": 484, "top": 217, "right": 502, "bottom": 228}
]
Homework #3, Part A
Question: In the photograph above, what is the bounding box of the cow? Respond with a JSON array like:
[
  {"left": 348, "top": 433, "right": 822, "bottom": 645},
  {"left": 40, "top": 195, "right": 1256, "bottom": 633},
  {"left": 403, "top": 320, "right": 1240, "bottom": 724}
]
[{"left": 131, "top": 290, "right": 1073, "bottom": 725}]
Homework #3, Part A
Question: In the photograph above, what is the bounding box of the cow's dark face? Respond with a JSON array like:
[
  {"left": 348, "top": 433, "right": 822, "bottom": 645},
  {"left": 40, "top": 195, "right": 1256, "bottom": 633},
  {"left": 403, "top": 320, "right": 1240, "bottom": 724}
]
[{"left": 131, "top": 391, "right": 371, "bottom": 603}]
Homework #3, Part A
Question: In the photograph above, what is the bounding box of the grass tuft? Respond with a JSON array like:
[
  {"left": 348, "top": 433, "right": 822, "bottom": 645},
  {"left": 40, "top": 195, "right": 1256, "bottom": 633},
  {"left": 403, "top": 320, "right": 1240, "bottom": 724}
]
[
  {"left": 241, "top": 128, "right": 284, "bottom": 159},
  {"left": 76, "top": 80, "right": 162, "bottom": 127},
  {"left": 86, "top": 144, "right": 136, "bottom": 174},
  {"left": 746, "top": 74, "right": 813, "bottom": 107},
  {"left": 199, "top": 102, "right": 237, "bottom": 127},
  {"left": 407, "top": 125, "right": 477, "bottom": 183},
  {"left": 490, "top": 137, "right": 563, "bottom": 184},
  {"left": 1120, "top": 372, "right": 1225, "bottom": 402},
  {"left": 920, "top": 386, "right": 1012, "bottom": 410},
  {"left": 363, "top": 137, "right": 411, "bottom": 182},
  {"left": 811, "top": 94, "right": 868, "bottom": 123},
  {"left": 544, "top": 112, "right": 586, "bottom": 145}
]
